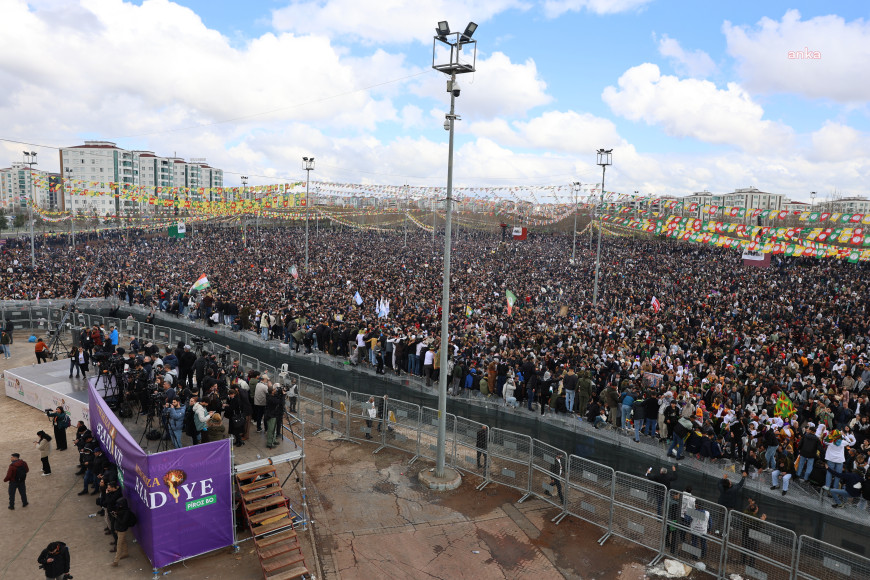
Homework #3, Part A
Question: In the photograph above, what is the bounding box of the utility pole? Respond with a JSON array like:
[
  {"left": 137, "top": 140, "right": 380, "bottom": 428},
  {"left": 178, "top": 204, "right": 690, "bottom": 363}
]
[
  {"left": 592, "top": 149, "right": 612, "bottom": 307},
  {"left": 23, "top": 151, "right": 37, "bottom": 268},
  {"left": 571, "top": 181, "right": 580, "bottom": 263}
]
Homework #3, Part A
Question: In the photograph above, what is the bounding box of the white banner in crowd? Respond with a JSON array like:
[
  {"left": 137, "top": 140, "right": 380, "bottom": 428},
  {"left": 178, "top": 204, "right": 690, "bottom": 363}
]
[{"left": 4, "top": 371, "right": 90, "bottom": 427}]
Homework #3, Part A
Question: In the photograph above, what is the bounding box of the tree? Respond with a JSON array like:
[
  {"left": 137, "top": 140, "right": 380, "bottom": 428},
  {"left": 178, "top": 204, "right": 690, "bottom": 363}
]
[
  {"left": 13, "top": 213, "right": 27, "bottom": 230},
  {"left": 0, "top": 208, "right": 5, "bottom": 233}
]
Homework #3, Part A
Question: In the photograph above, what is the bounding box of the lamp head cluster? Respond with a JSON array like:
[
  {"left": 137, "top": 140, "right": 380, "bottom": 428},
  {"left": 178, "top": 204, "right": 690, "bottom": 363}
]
[
  {"left": 596, "top": 148, "right": 613, "bottom": 167},
  {"left": 302, "top": 157, "right": 315, "bottom": 171}
]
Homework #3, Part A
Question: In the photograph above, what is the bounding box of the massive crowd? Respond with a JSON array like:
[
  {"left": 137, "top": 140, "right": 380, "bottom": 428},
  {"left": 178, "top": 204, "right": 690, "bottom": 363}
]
[{"left": 3, "top": 222, "right": 870, "bottom": 512}]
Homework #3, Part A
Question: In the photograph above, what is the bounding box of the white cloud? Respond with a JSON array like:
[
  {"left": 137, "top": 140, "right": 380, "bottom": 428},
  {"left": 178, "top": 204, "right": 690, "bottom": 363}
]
[
  {"left": 602, "top": 63, "right": 793, "bottom": 153},
  {"left": 411, "top": 51, "right": 552, "bottom": 120},
  {"left": 542, "top": 0, "right": 652, "bottom": 18},
  {"left": 657, "top": 34, "right": 717, "bottom": 77},
  {"left": 272, "top": 0, "right": 526, "bottom": 44},
  {"left": 809, "top": 121, "right": 870, "bottom": 163},
  {"left": 468, "top": 110, "right": 624, "bottom": 153},
  {"left": 724, "top": 9, "right": 870, "bottom": 102}
]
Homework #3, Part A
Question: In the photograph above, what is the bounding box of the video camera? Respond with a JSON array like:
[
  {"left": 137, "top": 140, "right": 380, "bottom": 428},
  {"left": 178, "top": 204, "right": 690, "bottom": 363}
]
[{"left": 190, "top": 336, "right": 210, "bottom": 346}]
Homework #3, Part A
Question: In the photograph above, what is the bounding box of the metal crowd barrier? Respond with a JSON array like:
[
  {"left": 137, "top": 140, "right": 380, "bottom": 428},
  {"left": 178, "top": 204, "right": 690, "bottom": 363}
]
[
  {"left": 658, "top": 492, "right": 729, "bottom": 577},
  {"left": 321, "top": 384, "right": 349, "bottom": 437},
  {"left": 453, "top": 416, "right": 488, "bottom": 488},
  {"left": 7, "top": 305, "right": 870, "bottom": 580},
  {"left": 795, "top": 534, "right": 870, "bottom": 580},
  {"left": 418, "top": 406, "right": 455, "bottom": 465},
  {"left": 526, "top": 439, "right": 566, "bottom": 513},
  {"left": 348, "top": 392, "right": 379, "bottom": 446},
  {"left": 484, "top": 428, "right": 532, "bottom": 495},
  {"left": 602, "top": 472, "right": 667, "bottom": 556},
  {"left": 722, "top": 511, "right": 796, "bottom": 580},
  {"left": 558, "top": 455, "right": 614, "bottom": 530},
  {"left": 378, "top": 398, "right": 421, "bottom": 462}
]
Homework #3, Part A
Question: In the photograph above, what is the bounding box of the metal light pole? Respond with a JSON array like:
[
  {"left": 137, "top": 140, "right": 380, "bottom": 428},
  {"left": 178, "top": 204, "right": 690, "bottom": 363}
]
[
  {"left": 404, "top": 184, "right": 409, "bottom": 247},
  {"left": 303, "top": 157, "right": 315, "bottom": 274},
  {"left": 571, "top": 181, "right": 580, "bottom": 263},
  {"left": 432, "top": 19, "right": 477, "bottom": 479},
  {"left": 592, "top": 149, "right": 612, "bottom": 307},
  {"left": 23, "top": 151, "right": 37, "bottom": 268},
  {"left": 65, "top": 167, "right": 75, "bottom": 249},
  {"left": 810, "top": 191, "right": 816, "bottom": 211},
  {"left": 241, "top": 176, "right": 248, "bottom": 248}
]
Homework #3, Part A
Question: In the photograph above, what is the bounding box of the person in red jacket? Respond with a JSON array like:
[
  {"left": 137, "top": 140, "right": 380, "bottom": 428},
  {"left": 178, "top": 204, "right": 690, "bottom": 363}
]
[{"left": 5, "top": 453, "right": 29, "bottom": 509}]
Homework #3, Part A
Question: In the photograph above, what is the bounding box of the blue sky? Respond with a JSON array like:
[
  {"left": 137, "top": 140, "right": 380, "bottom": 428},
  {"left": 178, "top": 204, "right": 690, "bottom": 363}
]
[{"left": 2, "top": 0, "right": 869, "bottom": 203}]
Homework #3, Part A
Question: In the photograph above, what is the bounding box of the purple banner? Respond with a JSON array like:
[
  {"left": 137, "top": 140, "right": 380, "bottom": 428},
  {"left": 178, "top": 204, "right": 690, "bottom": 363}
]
[
  {"left": 144, "top": 439, "right": 234, "bottom": 567},
  {"left": 87, "top": 380, "right": 234, "bottom": 569}
]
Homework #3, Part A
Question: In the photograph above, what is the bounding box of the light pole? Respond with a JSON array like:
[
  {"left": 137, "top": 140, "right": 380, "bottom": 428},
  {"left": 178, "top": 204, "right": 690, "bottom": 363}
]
[
  {"left": 592, "top": 149, "right": 612, "bottom": 307},
  {"left": 65, "top": 167, "right": 75, "bottom": 249},
  {"left": 303, "top": 157, "right": 315, "bottom": 274},
  {"left": 23, "top": 151, "right": 37, "bottom": 268},
  {"left": 432, "top": 19, "right": 477, "bottom": 479},
  {"left": 403, "top": 184, "right": 409, "bottom": 247},
  {"left": 571, "top": 181, "right": 581, "bottom": 263},
  {"left": 241, "top": 176, "right": 248, "bottom": 248},
  {"left": 810, "top": 191, "right": 816, "bottom": 211}
]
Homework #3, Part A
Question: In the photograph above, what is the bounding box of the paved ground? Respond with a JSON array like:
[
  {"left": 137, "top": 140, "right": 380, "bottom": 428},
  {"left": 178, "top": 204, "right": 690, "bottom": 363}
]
[{"left": 1, "top": 333, "right": 663, "bottom": 580}]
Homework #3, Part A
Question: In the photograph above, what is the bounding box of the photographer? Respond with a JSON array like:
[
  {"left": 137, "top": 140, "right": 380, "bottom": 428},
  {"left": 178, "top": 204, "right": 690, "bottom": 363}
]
[
  {"left": 163, "top": 398, "right": 186, "bottom": 449},
  {"left": 45, "top": 407, "right": 70, "bottom": 451},
  {"left": 37, "top": 541, "right": 70, "bottom": 580}
]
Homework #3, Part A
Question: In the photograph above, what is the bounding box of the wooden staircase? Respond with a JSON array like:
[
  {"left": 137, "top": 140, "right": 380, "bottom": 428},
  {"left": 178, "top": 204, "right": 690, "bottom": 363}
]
[{"left": 236, "top": 465, "right": 310, "bottom": 580}]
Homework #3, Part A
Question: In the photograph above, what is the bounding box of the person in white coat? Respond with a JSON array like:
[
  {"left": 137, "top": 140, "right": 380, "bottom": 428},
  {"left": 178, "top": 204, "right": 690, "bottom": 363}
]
[{"left": 824, "top": 426, "right": 856, "bottom": 490}]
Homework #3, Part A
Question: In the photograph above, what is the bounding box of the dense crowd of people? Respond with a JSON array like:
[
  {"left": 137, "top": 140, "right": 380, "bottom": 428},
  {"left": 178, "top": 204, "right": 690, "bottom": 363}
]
[{"left": 3, "top": 223, "right": 870, "bottom": 514}]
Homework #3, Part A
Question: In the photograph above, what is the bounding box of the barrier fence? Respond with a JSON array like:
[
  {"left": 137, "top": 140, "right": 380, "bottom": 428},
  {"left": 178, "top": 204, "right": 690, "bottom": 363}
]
[{"left": 6, "top": 306, "right": 870, "bottom": 579}]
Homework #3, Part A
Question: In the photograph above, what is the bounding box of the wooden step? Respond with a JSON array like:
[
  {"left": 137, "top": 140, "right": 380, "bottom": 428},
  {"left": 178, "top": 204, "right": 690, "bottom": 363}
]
[
  {"left": 251, "top": 515, "right": 296, "bottom": 537},
  {"left": 265, "top": 565, "right": 309, "bottom": 580},
  {"left": 245, "top": 495, "right": 287, "bottom": 513},
  {"left": 250, "top": 506, "right": 289, "bottom": 526},
  {"left": 254, "top": 529, "right": 298, "bottom": 549},
  {"left": 258, "top": 540, "right": 301, "bottom": 561},
  {"left": 242, "top": 485, "right": 283, "bottom": 504},
  {"left": 236, "top": 465, "right": 276, "bottom": 483},
  {"left": 261, "top": 551, "right": 305, "bottom": 574},
  {"left": 239, "top": 475, "right": 279, "bottom": 494}
]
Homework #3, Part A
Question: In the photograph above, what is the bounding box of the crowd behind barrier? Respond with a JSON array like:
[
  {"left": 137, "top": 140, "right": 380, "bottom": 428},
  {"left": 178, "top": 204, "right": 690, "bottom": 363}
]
[{"left": 4, "top": 303, "right": 870, "bottom": 579}]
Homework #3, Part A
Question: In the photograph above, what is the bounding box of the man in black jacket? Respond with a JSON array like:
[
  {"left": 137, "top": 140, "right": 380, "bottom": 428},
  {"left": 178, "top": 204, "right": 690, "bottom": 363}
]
[
  {"left": 717, "top": 471, "right": 748, "bottom": 509},
  {"left": 547, "top": 453, "right": 565, "bottom": 504},
  {"left": 37, "top": 540, "right": 70, "bottom": 579},
  {"left": 178, "top": 345, "right": 197, "bottom": 391},
  {"left": 797, "top": 424, "right": 821, "bottom": 481},
  {"left": 110, "top": 496, "right": 135, "bottom": 565}
]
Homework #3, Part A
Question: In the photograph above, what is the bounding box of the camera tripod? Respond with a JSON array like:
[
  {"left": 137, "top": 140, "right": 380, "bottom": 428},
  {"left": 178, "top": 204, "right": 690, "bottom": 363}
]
[{"left": 138, "top": 406, "right": 171, "bottom": 452}]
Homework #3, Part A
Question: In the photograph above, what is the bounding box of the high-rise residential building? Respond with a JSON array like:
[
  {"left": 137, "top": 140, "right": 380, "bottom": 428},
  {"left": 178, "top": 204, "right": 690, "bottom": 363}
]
[
  {"left": 59, "top": 140, "right": 223, "bottom": 215},
  {"left": 0, "top": 162, "right": 50, "bottom": 213}
]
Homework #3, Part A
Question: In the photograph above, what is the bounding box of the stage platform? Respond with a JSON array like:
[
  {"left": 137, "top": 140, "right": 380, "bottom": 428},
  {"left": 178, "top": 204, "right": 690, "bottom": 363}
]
[{"left": 4, "top": 359, "right": 93, "bottom": 427}]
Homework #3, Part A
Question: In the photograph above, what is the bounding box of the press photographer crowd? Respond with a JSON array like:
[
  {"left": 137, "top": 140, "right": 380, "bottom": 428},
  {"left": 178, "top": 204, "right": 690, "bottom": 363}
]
[{"left": 8, "top": 319, "right": 299, "bottom": 575}]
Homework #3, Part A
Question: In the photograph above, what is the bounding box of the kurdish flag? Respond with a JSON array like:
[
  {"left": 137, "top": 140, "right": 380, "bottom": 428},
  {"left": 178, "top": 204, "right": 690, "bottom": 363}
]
[
  {"left": 190, "top": 274, "right": 210, "bottom": 292},
  {"left": 290, "top": 265, "right": 299, "bottom": 280},
  {"left": 506, "top": 290, "right": 517, "bottom": 316},
  {"left": 774, "top": 392, "right": 796, "bottom": 419}
]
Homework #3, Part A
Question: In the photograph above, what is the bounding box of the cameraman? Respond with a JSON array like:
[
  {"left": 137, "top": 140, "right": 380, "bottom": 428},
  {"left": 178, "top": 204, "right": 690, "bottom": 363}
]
[
  {"left": 178, "top": 345, "right": 197, "bottom": 390},
  {"left": 37, "top": 540, "right": 71, "bottom": 580},
  {"left": 163, "top": 397, "right": 186, "bottom": 449}
]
